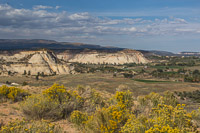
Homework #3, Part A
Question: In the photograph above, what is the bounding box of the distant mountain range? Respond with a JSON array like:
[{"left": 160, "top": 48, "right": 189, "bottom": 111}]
[
  {"left": 138, "top": 50, "right": 200, "bottom": 57},
  {"left": 0, "top": 39, "right": 123, "bottom": 51},
  {"left": 138, "top": 50, "right": 175, "bottom": 57},
  {"left": 0, "top": 39, "right": 199, "bottom": 57}
]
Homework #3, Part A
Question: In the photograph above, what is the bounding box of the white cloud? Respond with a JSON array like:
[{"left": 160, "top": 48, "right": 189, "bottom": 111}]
[
  {"left": 0, "top": 4, "right": 200, "bottom": 43},
  {"left": 69, "top": 12, "right": 90, "bottom": 20},
  {"left": 129, "top": 27, "right": 137, "bottom": 32},
  {"left": 0, "top": 4, "right": 11, "bottom": 10},
  {"left": 33, "top": 5, "right": 53, "bottom": 10},
  {"left": 55, "top": 6, "right": 60, "bottom": 10}
]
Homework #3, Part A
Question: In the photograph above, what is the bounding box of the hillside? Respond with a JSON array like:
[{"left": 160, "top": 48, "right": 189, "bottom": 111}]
[
  {"left": 0, "top": 39, "right": 123, "bottom": 51},
  {"left": 0, "top": 39, "right": 149, "bottom": 75},
  {"left": 0, "top": 50, "right": 74, "bottom": 75},
  {"left": 57, "top": 49, "right": 148, "bottom": 64},
  {"left": 138, "top": 50, "right": 176, "bottom": 57}
]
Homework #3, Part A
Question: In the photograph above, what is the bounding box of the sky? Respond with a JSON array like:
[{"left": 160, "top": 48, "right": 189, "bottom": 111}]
[{"left": 0, "top": 0, "right": 200, "bottom": 53}]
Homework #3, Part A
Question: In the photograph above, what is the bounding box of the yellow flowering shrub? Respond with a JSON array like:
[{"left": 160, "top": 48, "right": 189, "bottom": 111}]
[
  {"left": 138, "top": 92, "right": 162, "bottom": 108},
  {"left": 70, "top": 110, "right": 88, "bottom": 126},
  {"left": 21, "top": 84, "right": 85, "bottom": 120},
  {"left": 83, "top": 89, "right": 106, "bottom": 113},
  {"left": 161, "top": 91, "right": 178, "bottom": 107},
  {"left": 84, "top": 107, "right": 115, "bottom": 133},
  {"left": 84, "top": 91, "right": 132, "bottom": 133},
  {"left": 121, "top": 104, "right": 197, "bottom": 133},
  {"left": 20, "top": 94, "right": 62, "bottom": 119},
  {"left": 70, "top": 90, "right": 199, "bottom": 133},
  {"left": 43, "top": 83, "right": 68, "bottom": 104},
  {"left": 43, "top": 84, "right": 84, "bottom": 109},
  {"left": 115, "top": 90, "right": 133, "bottom": 109},
  {"left": 6, "top": 84, "right": 197, "bottom": 133},
  {"left": 191, "top": 107, "right": 200, "bottom": 127},
  {"left": 137, "top": 91, "right": 178, "bottom": 113},
  {"left": 0, "top": 119, "right": 62, "bottom": 133},
  {"left": 69, "top": 90, "right": 85, "bottom": 108},
  {"left": 0, "top": 85, "right": 29, "bottom": 102}
]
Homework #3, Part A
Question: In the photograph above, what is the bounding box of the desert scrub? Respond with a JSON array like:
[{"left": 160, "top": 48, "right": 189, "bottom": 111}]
[
  {"left": 137, "top": 91, "right": 178, "bottom": 113},
  {"left": 42, "top": 83, "right": 68, "bottom": 104},
  {"left": 70, "top": 110, "right": 88, "bottom": 126},
  {"left": 71, "top": 90, "right": 199, "bottom": 133},
  {"left": 191, "top": 107, "right": 200, "bottom": 127},
  {"left": 161, "top": 91, "right": 178, "bottom": 107},
  {"left": 84, "top": 105, "right": 130, "bottom": 133},
  {"left": 0, "top": 118, "right": 62, "bottom": 133},
  {"left": 43, "top": 84, "right": 84, "bottom": 108},
  {"left": 43, "top": 84, "right": 84, "bottom": 118},
  {"left": 121, "top": 104, "right": 197, "bottom": 133},
  {"left": 21, "top": 84, "right": 85, "bottom": 120},
  {"left": 84, "top": 107, "right": 116, "bottom": 133},
  {"left": 115, "top": 90, "right": 133, "bottom": 109},
  {"left": 20, "top": 94, "right": 62, "bottom": 120},
  {"left": 84, "top": 91, "right": 132, "bottom": 133},
  {"left": 83, "top": 88, "right": 106, "bottom": 113},
  {"left": 0, "top": 85, "right": 29, "bottom": 102}
]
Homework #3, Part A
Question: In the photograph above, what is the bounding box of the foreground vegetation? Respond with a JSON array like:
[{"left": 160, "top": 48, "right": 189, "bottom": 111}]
[
  {"left": 1, "top": 55, "right": 200, "bottom": 132},
  {"left": 0, "top": 84, "right": 200, "bottom": 133}
]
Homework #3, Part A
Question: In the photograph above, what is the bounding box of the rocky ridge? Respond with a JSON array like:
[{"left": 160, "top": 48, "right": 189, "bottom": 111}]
[
  {"left": 0, "top": 50, "right": 74, "bottom": 75},
  {"left": 0, "top": 49, "right": 148, "bottom": 76},
  {"left": 57, "top": 49, "right": 149, "bottom": 64}
]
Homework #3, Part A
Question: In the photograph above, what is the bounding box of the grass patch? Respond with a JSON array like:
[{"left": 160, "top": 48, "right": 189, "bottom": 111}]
[
  {"left": 133, "top": 79, "right": 173, "bottom": 83},
  {"left": 151, "top": 66, "right": 184, "bottom": 69}
]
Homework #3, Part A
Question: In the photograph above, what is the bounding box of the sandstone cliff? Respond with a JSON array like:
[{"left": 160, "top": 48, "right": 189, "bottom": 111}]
[
  {"left": 0, "top": 50, "right": 74, "bottom": 75},
  {"left": 0, "top": 49, "right": 148, "bottom": 75},
  {"left": 57, "top": 49, "right": 149, "bottom": 65}
]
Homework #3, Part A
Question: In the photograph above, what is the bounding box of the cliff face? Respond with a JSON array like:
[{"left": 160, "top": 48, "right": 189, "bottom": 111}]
[
  {"left": 57, "top": 49, "right": 149, "bottom": 64},
  {"left": 0, "top": 49, "right": 149, "bottom": 75},
  {"left": 0, "top": 50, "right": 74, "bottom": 75}
]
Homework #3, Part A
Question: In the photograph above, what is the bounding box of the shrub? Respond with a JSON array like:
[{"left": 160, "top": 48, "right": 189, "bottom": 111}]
[
  {"left": 59, "top": 90, "right": 85, "bottom": 118},
  {"left": 0, "top": 119, "right": 62, "bottom": 133},
  {"left": 70, "top": 110, "right": 88, "bottom": 126},
  {"left": 43, "top": 84, "right": 84, "bottom": 109},
  {"left": 123, "top": 73, "right": 133, "bottom": 78},
  {"left": 85, "top": 104, "right": 130, "bottom": 133},
  {"left": 84, "top": 91, "right": 132, "bottom": 133},
  {"left": 20, "top": 94, "right": 61, "bottom": 120},
  {"left": 115, "top": 90, "right": 133, "bottom": 109},
  {"left": 43, "top": 83, "right": 68, "bottom": 104},
  {"left": 83, "top": 89, "right": 106, "bottom": 113},
  {"left": 84, "top": 107, "right": 116, "bottom": 133},
  {"left": 72, "top": 90, "right": 199, "bottom": 133},
  {"left": 22, "top": 81, "right": 28, "bottom": 86},
  {"left": 0, "top": 85, "right": 29, "bottom": 102},
  {"left": 137, "top": 92, "right": 161, "bottom": 112},
  {"left": 138, "top": 91, "right": 178, "bottom": 110},
  {"left": 162, "top": 91, "right": 178, "bottom": 107},
  {"left": 121, "top": 104, "right": 197, "bottom": 133},
  {"left": 176, "top": 90, "right": 200, "bottom": 103},
  {"left": 191, "top": 107, "right": 200, "bottom": 127},
  {"left": 22, "top": 84, "right": 85, "bottom": 119}
]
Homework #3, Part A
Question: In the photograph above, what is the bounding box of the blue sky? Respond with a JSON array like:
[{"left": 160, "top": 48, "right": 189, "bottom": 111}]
[{"left": 0, "top": 0, "right": 200, "bottom": 52}]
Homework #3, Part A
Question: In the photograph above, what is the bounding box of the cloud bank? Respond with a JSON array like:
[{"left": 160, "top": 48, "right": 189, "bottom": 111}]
[{"left": 0, "top": 4, "right": 200, "bottom": 47}]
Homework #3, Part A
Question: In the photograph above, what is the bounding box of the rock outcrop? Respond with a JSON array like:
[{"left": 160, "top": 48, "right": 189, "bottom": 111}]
[
  {"left": 0, "top": 50, "right": 74, "bottom": 75},
  {"left": 0, "top": 49, "right": 149, "bottom": 76},
  {"left": 57, "top": 49, "right": 149, "bottom": 64}
]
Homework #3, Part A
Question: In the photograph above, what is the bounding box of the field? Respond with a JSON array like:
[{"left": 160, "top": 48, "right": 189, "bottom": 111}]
[
  {"left": 1, "top": 73, "right": 200, "bottom": 96},
  {"left": 1, "top": 56, "right": 200, "bottom": 132}
]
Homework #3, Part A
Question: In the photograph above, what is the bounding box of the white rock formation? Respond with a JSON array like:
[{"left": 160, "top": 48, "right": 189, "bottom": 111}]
[
  {"left": 0, "top": 50, "right": 74, "bottom": 75},
  {"left": 0, "top": 49, "right": 149, "bottom": 76},
  {"left": 57, "top": 49, "right": 148, "bottom": 64}
]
